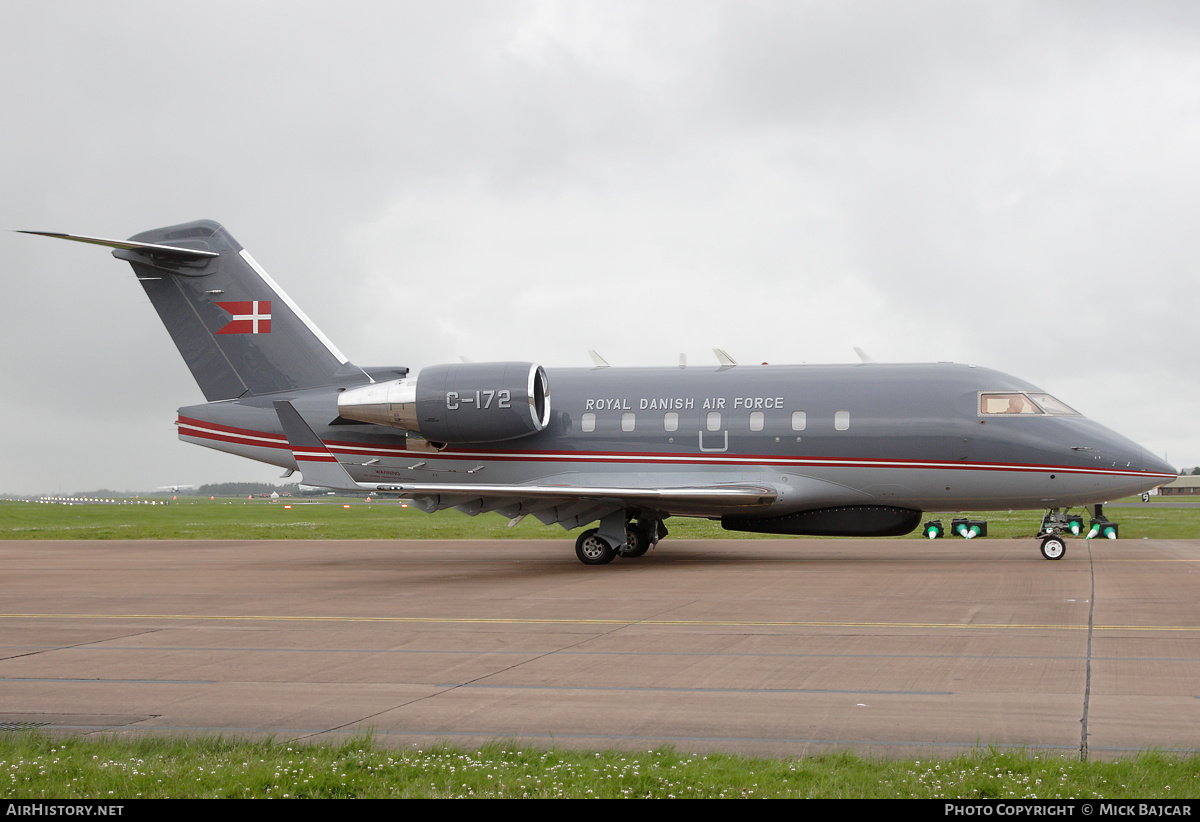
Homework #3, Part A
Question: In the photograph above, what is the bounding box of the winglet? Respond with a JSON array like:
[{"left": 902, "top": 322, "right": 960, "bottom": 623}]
[{"left": 273, "top": 401, "right": 359, "bottom": 491}]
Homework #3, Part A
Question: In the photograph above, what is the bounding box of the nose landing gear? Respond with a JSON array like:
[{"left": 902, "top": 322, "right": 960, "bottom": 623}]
[
  {"left": 1040, "top": 534, "right": 1067, "bottom": 560},
  {"left": 1037, "top": 504, "right": 1119, "bottom": 560},
  {"left": 1037, "top": 509, "right": 1073, "bottom": 561}
]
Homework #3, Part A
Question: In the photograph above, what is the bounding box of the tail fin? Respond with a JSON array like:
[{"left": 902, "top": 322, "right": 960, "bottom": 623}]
[{"left": 28, "top": 220, "right": 368, "bottom": 400}]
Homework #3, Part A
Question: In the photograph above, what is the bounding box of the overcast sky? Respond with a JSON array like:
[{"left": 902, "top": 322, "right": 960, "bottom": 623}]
[{"left": 2, "top": 1, "right": 1197, "bottom": 494}]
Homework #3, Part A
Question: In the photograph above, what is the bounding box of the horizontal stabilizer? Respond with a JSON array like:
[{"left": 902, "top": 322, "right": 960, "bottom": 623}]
[{"left": 17, "top": 231, "right": 219, "bottom": 260}]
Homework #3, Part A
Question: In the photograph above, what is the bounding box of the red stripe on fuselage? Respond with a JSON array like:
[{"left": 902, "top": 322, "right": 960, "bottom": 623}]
[
  {"left": 178, "top": 416, "right": 288, "bottom": 442},
  {"left": 175, "top": 415, "right": 1174, "bottom": 480}
]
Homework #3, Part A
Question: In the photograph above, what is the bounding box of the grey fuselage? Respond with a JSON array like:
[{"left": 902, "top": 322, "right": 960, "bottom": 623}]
[{"left": 178, "top": 361, "right": 1175, "bottom": 519}]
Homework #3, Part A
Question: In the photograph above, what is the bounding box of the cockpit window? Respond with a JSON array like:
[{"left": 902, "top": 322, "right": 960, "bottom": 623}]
[
  {"left": 1027, "top": 393, "right": 1080, "bottom": 416},
  {"left": 979, "top": 392, "right": 1080, "bottom": 416},
  {"left": 981, "top": 393, "right": 1042, "bottom": 415}
]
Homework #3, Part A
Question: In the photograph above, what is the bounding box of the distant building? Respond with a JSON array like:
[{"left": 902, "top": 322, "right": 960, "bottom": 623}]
[{"left": 1157, "top": 475, "right": 1200, "bottom": 496}]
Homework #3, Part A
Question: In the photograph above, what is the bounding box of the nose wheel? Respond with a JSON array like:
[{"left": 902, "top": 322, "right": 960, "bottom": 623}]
[
  {"left": 1037, "top": 508, "right": 1071, "bottom": 560},
  {"left": 1039, "top": 535, "right": 1066, "bottom": 560}
]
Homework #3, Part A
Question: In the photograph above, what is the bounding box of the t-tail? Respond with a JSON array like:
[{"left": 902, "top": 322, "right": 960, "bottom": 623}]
[{"left": 21, "top": 220, "right": 369, "bottom": 399}]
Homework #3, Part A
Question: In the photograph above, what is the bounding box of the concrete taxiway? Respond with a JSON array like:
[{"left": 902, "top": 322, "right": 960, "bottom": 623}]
[{"left": 1, "top": 538, "right": 1198, "bottom": 758}]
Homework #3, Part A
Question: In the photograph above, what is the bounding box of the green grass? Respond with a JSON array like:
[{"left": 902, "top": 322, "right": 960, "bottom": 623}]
[
  {"left": 1, "top": 734, "right": 1197, "bottom": 799},
  {"left": 2, "top": 497, "right": 1198, "bottom": 541}
]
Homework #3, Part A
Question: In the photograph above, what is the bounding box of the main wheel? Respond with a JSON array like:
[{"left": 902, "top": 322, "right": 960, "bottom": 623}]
[
  {"left": 575, "top": 529, "right": 616, "bottom": 565},
  {"left": 619, "top": 522, "right": 652, "bottom": 558},
  {"left": 1040, "top": 535, "right": 1066, "bottom": 560}
]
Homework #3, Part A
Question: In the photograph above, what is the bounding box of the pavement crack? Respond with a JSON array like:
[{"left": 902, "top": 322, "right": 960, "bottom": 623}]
[
  {"left": 1080, "top": 539, "right": 1096, "bottom": 761},
  {"left": 293, "top": 604, "right": 699, "bottom": 743},
  {"left": 0, "top": 628, "right": 164, "bottom": 663},
  {"left": 457, "top": 600, "right": 701, "bottom": 688}
]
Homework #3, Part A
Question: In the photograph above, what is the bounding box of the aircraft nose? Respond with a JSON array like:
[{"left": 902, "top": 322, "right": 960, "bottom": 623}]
[
  {"left": 1099, "top": 432, "right": 1175, "bottom": 478},
  {"left": 1145, "top": 452, "right": 1178, "bottom": 477}
]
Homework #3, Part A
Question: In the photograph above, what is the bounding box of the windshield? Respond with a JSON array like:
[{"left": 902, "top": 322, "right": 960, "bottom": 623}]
[
  {"left": 1027, "top": 393, "right": 1080, "bottom": 416},
  {"left": 980, "top": 392, "right": 1080, "bottom": 416}
]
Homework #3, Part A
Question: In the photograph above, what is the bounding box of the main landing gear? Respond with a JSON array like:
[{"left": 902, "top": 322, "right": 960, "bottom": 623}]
[
  {"left": 574, "top": 518, "right": 668, "bottom": 565},
  {"left": 1036, "top": 505, "right": 1120, "bottom": 560}
]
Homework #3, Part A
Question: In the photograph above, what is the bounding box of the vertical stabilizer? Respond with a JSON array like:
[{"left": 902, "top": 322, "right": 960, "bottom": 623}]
[{"left": 112, "top": 220, "right": 368, "bottom": 399}]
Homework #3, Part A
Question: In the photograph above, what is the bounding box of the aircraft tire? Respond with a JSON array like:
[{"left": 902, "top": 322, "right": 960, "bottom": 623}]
[
  {"left": 1040, "top": 536, "right": 1067, "bottom": 561},
  {"left": 576, "top": 529, "right": 616, "bottom": 565},
  {"left": 618, "top": 523, "right": 652, "bottom": 558}
]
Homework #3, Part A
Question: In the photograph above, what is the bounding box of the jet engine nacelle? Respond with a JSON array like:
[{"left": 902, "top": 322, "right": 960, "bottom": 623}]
[{"left": 336, "top": 362, "right": 550, "bottom": 444}]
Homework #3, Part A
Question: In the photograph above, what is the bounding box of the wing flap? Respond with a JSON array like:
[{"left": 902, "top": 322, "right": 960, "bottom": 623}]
[{"left": 372, "top": 481, "right": 777, "bottom": 512}]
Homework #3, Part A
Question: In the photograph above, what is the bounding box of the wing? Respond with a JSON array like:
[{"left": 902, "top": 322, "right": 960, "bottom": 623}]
[{"left": 273, "top": 401, "right": 778, "bottom": 529}]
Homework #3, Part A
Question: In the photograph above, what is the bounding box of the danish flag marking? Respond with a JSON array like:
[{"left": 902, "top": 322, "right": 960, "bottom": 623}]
[{"left": 216, "top": 300, "right": 272, "bottom": 335}]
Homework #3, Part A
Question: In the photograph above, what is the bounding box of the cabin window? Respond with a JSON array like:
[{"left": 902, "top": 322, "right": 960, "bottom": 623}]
[
  {"left": 581, "top": 412, "right": 596, "bottom": 432},
  {"left": 749, "top": 411, "right": 765, "bottom": 432},
  {"left": 664, "top": 412, "right": 679, "bottom": 432},
  {"left": 621, "top": 412, "right": 636, "bottom": 432},
  {"left": 834, "top": 410, "right": 850, "bottom": 431},
  {"left": 791, "top": 411, "right": 806, "bottom": 431},
  {"left": 980, "top": 392, "right": 1042, "bottom": 415},
  {"left": 706, "top": 411, "right": 722, "bottom": 431}
]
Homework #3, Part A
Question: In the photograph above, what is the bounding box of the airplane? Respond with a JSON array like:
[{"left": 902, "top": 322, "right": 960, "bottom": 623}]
[{"left": 22, "top": 220, "right": 1177, "bottom": 564}]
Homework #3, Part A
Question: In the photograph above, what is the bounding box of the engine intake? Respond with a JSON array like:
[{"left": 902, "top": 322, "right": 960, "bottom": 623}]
[{"left": 337, "top": 362, "right": 550, "bottom": 444}]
